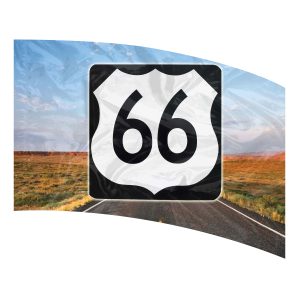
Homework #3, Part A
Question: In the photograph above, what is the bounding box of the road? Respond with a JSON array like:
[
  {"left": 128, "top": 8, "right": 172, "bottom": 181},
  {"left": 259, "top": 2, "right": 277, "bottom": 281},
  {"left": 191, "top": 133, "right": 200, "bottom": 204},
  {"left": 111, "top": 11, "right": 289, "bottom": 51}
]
[{"left": 77, "top": 198, "right": 285, "bottom": 257}]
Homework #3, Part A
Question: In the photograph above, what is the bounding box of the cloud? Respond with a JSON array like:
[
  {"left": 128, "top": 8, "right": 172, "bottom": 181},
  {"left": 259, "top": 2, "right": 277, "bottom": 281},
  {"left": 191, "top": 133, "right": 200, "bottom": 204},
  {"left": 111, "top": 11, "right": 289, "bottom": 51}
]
[
  {"left": 17, "top": 94, "right": 56, "bottom": 112},
  {"left": 224, "top": 125, "right": 284, "bottom": 154},
  {"left": 15, "top": 114, "right": 88, "bottom": 152},
  {"left": 17, "top": 94, "right": 78, "bottom": 113}
]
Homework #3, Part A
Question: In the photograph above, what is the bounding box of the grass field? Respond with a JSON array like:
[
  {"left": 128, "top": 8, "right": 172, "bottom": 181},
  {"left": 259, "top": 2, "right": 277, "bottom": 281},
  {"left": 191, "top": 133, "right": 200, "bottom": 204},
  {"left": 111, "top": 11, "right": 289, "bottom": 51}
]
[
  {"left": 14, "top": 152, "right": 285, "bottom": 223},
  {"left": 222, "top": 153, "right": 285, "bottom": 223},
  {"left": 14, "top": 152, "right": 91, "bottom": 211}
]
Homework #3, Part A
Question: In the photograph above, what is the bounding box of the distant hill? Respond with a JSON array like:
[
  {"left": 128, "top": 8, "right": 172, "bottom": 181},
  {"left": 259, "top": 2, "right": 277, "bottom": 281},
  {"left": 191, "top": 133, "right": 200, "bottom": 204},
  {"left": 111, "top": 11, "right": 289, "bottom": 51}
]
[
  {"left": 14, "top": 150, "right": 285, "bottom": 161},
  {"left": 14, "top": 151, "right": 87, "bottom": 156},
  {"left": 224, "top": 151, "right": 285, "bottom": 161}
]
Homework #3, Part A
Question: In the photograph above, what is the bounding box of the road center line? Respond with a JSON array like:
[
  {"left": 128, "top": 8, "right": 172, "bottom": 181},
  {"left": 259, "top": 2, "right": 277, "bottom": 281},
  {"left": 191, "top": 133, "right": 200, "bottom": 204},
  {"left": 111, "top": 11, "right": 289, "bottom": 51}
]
[
  {"left": 84, "top": 200, "right": 106, "bottom": 212},
  {"left": 217, "top": 200, "right": 285, "bottom": 238}
]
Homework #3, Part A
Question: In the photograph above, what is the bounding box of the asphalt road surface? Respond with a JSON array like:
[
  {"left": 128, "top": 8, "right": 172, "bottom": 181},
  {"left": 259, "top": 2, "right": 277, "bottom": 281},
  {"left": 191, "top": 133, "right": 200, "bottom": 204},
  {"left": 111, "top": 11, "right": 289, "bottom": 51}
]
[{"left": 77, "top": 198, "right": 285, "bottom": 257}]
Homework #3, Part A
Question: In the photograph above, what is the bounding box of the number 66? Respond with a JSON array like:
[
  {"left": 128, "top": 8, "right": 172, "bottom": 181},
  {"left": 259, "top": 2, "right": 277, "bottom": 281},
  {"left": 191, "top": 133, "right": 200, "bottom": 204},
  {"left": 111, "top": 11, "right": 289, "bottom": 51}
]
[{"left": 113, "top": 89, "right": 197, "bottom": 164}]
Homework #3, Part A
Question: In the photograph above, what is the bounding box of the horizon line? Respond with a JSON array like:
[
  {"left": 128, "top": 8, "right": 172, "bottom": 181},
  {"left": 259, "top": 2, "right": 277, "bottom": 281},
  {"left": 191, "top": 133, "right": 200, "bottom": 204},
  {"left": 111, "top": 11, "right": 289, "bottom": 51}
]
[{"left": 14, "top": 150, "right": 285, "bottom": 155}]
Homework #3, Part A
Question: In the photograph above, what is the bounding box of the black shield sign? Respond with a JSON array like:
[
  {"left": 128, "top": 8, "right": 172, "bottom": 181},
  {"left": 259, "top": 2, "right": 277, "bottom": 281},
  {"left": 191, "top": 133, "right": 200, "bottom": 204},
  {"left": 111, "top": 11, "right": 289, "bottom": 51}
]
[{"left": 89, "top": 64, "right": 221, "bottom": 200}]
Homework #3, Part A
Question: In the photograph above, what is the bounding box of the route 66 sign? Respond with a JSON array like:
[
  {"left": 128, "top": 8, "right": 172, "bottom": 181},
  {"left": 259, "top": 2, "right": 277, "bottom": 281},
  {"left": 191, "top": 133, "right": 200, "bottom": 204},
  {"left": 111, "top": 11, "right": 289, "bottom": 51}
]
[{"left": 89, "top": 64, "right": 221, "bottom": 200}]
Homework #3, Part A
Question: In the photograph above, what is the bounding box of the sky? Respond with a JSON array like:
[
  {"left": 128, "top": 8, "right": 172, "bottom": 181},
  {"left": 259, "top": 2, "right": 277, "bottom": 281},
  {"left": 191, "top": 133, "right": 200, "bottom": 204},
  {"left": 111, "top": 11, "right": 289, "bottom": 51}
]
[{"left": 14, "top": 40, "right": 285, "bottom": 154}]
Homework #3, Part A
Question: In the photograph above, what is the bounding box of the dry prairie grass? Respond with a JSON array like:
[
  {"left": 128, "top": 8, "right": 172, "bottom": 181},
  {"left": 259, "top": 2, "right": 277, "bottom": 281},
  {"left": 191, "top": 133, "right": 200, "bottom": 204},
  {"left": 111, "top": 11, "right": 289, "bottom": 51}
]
[
  {"left": 14, "top": 152, "right": 91, "bottom": 211},
  {"left": 222, "top": 154, "right": 285, "bottom": 223},
  {"left": 14, "top": 152, "right": 285, "bottom": 223}
]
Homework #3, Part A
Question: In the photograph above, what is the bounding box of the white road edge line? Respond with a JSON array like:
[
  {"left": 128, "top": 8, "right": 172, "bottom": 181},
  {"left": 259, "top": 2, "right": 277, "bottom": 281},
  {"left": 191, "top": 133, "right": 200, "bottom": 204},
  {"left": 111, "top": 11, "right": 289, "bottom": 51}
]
[
  {"left": 217, "top": 200, "right": 285, "bottom": 238},
  {"left": 84, "top": 200, "right": 106, "bottom": 212}
]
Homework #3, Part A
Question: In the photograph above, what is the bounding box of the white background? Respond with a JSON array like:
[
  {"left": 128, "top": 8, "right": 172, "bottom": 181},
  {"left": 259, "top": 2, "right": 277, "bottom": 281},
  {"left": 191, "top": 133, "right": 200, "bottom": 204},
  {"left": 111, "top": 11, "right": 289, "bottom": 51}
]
[{"left": 0, "top": 1, "right": 299, "bottom": 299}]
